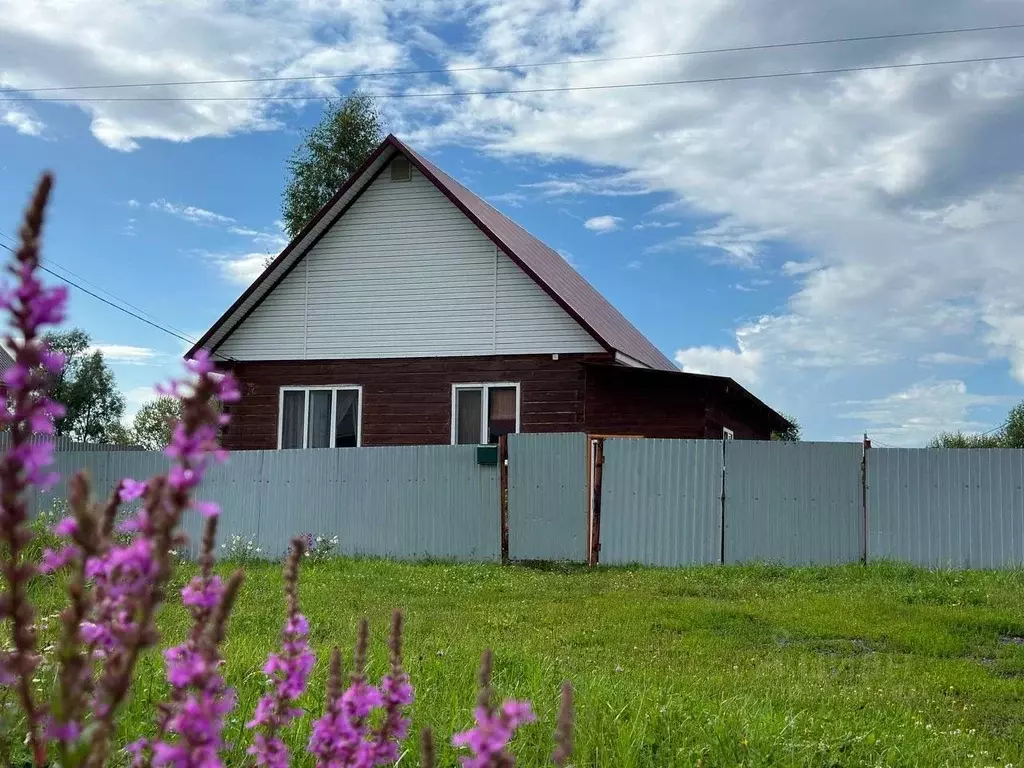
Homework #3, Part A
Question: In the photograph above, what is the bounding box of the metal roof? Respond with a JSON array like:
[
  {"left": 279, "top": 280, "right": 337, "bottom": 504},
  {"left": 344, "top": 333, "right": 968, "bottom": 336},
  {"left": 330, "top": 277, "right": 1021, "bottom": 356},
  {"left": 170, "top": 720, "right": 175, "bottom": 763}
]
[{"left": 189, "top": 135, "right": 675, "bottom": 370}]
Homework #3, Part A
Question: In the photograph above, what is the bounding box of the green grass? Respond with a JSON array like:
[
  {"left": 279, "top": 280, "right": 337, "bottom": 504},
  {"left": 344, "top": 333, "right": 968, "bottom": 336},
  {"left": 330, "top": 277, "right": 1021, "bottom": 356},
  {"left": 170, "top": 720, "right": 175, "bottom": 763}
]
[{"left": 18, "top": 559, "right": 1024, "bottom": 766}]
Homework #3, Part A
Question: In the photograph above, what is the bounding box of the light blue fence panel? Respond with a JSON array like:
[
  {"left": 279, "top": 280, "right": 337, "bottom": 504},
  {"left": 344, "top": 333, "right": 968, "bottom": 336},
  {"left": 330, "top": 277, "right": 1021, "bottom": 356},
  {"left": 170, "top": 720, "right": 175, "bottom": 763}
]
[
  {"left": 867, "top": 448, "right": 1024, "bottom": 568},
  {"left": 508, "top": 433, "right": 589, "bottom": 562},
  {"left": 33, "top": 445, "right": 500, "bottom": 562},
  {"left": 724, "top": 441, "right": 864, "bottom": 565},
  {"left": 599, "top": 438, "right": 723, "bottom": 566}
]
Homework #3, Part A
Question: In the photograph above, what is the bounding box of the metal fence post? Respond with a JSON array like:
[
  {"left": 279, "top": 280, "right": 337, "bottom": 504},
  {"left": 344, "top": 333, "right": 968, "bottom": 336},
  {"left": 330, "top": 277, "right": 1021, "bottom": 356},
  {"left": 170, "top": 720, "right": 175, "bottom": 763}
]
[
  {"left": 861, "top": 434, "right": 871, "bottom": 564},
  {"left": 588, "top": 437, "right": 605, "bottom": 567},
  {"left": 499, "top": 435, "right": 509, "bottom": 564},
  {"left": 720, "top": 436, "right": 727, "bottom": 565}
]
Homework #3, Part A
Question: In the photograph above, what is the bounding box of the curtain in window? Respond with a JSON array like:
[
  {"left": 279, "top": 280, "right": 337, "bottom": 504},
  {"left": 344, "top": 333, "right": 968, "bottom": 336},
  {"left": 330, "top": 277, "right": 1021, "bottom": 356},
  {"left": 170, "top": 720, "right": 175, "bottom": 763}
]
[
  {"left": 308, "top": 390, "right": 333, "bottom": 448},
  {"left": 487, "top": 386, "right": 517, "bottom": 443},
  {"left": 281, "top": 390, "right": 306, "bottom": 449},
  {"left": 455, "top": 388, "right": 482, "bottom": 444},
  {"left": 335, "top": 390, "right": 359, "bottom": 448}
]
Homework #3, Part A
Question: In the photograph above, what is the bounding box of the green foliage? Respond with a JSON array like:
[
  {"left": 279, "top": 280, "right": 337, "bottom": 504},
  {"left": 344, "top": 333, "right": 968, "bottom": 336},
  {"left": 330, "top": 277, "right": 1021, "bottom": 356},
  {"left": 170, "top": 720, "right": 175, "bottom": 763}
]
[
  {"left": 130, "top": 396, "right": 181, "bottom": 450},
  {"left": 281, "top": 92, "right": 384, "bottom": 237},
  {"left": 928, "top": 430, "right": 1005, "bottom": 449},
  {"left": 1001, "top": 401, "right": 1024, "bottom": 448},
  {"left": 928, "top": 399, "right": 1024, "bottom": 448},
  {"left": 42, "top": 328, "right": 125, "bottom": 442},
  {"left": 770, "top": 413, "right": 800, "bottom": 442},
  {"left": 24, "top": 560, "right": 1024, "bottom": 766}
]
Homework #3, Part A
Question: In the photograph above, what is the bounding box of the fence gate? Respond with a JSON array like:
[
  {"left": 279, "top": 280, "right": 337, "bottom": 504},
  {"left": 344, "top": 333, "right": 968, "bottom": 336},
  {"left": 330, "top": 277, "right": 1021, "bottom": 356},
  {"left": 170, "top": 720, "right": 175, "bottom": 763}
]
[
  {"left": 598, "top": 438, "right": 723, "bottom": 566},
  {"left": 507, "top": 433, "right": 590, "bottom": 562}
]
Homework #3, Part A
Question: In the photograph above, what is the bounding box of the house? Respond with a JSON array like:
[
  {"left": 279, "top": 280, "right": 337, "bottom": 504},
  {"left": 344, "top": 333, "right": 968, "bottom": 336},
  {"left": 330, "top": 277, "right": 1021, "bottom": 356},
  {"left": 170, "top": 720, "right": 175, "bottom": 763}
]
[{"left": 189, "top": 135, "right": 788, "bottom": 450}]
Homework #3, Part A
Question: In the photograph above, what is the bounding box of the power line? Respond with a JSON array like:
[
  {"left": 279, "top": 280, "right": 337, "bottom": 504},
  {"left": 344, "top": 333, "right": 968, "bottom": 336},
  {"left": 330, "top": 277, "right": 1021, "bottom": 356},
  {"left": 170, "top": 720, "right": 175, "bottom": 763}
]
[
  {"left": 0, "top": 229, "right": 196, "bottom": 341},
  {"left": 3, "top": 22, "right": 1022, "bottom": 95},
  {"left": 0, "top": 239, "right": 197, "bottom": 347},
  {"left": 4, "top": 53, "right": 1024, "bottom": 103}
]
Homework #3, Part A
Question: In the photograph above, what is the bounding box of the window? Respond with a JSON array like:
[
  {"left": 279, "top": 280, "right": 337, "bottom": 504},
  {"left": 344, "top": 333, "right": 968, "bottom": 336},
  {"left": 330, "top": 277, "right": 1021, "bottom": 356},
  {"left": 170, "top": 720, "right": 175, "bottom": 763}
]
[
  {"left": 278, "top": 386, "right": 362, "bottom": 449},
  {"left": 723, "top": 427, "right": 735, "bottom": 440},
  {"left": 390, "top": 156, "right": 411, "bottom": 181},
  {"left": 452, "top": 383, "right": 519, "bottom": 444}
]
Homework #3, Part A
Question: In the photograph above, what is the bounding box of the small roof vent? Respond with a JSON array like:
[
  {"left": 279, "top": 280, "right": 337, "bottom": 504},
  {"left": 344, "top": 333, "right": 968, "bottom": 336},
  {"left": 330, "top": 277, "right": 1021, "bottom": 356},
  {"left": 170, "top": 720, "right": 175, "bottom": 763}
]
[{"left": 390, "top": 155, "right": 411, "bottom": 181}]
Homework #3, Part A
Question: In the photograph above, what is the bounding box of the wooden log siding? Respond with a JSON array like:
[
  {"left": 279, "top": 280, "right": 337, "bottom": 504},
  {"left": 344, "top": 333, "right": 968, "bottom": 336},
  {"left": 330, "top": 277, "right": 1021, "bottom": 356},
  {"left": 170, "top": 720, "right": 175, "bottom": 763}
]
[
  {"left": 221, "top": 353, "right": 611, "bottom": 450},
  {"left": 582, "top": 365, "right": 775, "bottom": 440}
]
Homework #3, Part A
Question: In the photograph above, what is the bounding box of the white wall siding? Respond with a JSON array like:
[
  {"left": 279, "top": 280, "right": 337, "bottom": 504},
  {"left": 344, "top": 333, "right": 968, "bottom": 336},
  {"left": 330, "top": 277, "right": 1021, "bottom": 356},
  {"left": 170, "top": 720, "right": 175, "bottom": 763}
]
[{"left": 218, "top": 167, "right": 603, "bottom": 360}]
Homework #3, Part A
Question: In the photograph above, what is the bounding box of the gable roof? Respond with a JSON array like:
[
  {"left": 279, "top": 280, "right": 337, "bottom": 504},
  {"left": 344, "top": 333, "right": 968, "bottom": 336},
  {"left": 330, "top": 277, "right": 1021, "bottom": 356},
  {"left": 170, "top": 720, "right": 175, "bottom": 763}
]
[{"left": 189, "top": 134, "right": 675, "bottom": 370}]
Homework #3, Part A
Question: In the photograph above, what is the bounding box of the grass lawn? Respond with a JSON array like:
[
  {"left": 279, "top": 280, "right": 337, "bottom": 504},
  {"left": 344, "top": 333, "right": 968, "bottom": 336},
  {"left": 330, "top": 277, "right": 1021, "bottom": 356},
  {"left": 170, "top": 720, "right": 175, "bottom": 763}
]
[{"left": 20, "top": 559, "right": 1024, "bottom": 766}]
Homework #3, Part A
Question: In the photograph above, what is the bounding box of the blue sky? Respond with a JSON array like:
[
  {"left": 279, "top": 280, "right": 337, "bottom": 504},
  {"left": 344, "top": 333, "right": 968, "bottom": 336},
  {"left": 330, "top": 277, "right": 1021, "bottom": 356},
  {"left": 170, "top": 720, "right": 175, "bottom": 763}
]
[{"left": 2, "top": 0, "right": 1023, "bottom": 445}]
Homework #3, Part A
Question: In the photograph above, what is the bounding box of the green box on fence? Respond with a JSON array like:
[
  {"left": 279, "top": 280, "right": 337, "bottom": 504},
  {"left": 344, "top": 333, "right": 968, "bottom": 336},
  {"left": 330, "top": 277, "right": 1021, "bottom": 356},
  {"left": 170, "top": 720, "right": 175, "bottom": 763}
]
[{"left": 476, "top": 444, "right": 499, "bottom": 465}]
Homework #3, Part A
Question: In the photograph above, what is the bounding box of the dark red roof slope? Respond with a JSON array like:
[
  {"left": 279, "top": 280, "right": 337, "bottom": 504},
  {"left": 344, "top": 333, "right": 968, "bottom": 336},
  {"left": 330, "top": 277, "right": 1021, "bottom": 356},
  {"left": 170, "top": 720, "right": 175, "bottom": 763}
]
[{"left": 190, "top": 134, "right": 675, "bottom": 370}]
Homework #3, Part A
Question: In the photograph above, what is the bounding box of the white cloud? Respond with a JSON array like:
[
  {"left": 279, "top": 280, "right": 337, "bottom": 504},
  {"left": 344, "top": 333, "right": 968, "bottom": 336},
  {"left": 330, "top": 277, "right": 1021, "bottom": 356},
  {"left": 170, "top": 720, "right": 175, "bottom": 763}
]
[
  {"left": 1, "top": 104, "right": 44, "bottom": 136},
  {"left": 88, "top": 344, "right": 158, "bottom": 364},
  {"left": 633, "top": 221, "right": 681, "bottom": 230},
  {"left": 627, "top": 260, "right": 642, "bottom": 269},
  {"left": 0, "top": 0, "right": 406, "bottom": 150},
  {"left": 487, "top": 191, "right": 527, "bottom": 208},
  {"left": 228, "top": 225, "right": 289, "bottom": 250},
  {"left": 211, "top": 253, "right": 269, "bottom": 285},
  {"left": 919, "top": 352, "right": 983, "bottom": 365},
  {"left": 126, "top": 199, "right": 140, "bottom": 208},
  {"left": 584, "top": 215, "right": 623, "bottom": 234},
  {"left": 521, "top": 173, "right": 650, "bottom": 198},
  {"left": 839, "top": 380, "right": 1007, "bottom": 447},
  {"left": 122, "top": 385, "right": 158, "bottom": 422},
  {"left": 150, "top": 199, "right": 235, "bottom": 225},
  {"left": 675, "top": 344, "right": 763, "bottom": 388},
  {"left": 780, "top": 259, "right": 822, "bottom": 276}
]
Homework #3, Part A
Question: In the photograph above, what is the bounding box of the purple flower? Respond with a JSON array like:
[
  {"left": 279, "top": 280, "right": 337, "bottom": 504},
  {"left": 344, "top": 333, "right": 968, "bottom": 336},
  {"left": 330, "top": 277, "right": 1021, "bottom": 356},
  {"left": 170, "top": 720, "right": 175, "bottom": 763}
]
[
  {"left": 39, "top": 546, "right": 78, "bottom": 574},
  {"left": 119, "top": 478, "right": 147, "bottom": 503},
  {"left": 452, "top": 701, "right": 536, "bottom": 768},
  {"left": 192, "top": 500, "right": 220, "bottom": 518},
  {"left": 40, "top": 346, "right": 66, "bottom": 374},
  {"left": 52, "top": 516, "right": 78, "bottom": 537},
  {"left": 2, "top": 362, "right": 28, "bottom": 389},
  {"left": 181, "top": 575, "right": 225, "bottom": 610},
  {"left": 249, "top": 543, "right": 314, "bottom": 767},
  {"left": 45, "top": 716, "right": 82, "bottom": 742}
]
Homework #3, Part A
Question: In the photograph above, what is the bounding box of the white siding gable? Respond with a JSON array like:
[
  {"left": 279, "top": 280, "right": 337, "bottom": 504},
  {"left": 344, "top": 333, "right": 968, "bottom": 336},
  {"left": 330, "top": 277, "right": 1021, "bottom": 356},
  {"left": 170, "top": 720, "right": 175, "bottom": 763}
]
[{"left": 217, "top": 166, "right": 604, "bottom": 360}]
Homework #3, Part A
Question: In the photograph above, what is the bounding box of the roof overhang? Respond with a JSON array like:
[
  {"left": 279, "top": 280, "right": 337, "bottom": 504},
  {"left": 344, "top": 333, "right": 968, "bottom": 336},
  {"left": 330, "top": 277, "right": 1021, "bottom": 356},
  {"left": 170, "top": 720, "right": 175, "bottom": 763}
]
[{"left": 582, "top": 361, "right": 791, "bottom": 432}]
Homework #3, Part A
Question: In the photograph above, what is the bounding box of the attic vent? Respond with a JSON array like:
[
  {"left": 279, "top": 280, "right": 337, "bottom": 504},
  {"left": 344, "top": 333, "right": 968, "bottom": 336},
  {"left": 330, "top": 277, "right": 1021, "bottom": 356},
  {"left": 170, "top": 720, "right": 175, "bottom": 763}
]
[{"left": 390, "top": 156, "right": 411, "bottom": 181}]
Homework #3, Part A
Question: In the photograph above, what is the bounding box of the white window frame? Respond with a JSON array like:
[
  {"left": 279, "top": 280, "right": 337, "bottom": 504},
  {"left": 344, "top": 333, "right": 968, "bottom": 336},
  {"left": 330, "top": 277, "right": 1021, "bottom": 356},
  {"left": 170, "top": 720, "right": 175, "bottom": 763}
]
[
  {"left": 450, "top": 382, "right": 521, "bottom": 445},
  {"left": 722, "top": 426, "right": 735, "bottom": 440},
  {"left": 277, "top": 385, "right": 363, "bottom": 449}
]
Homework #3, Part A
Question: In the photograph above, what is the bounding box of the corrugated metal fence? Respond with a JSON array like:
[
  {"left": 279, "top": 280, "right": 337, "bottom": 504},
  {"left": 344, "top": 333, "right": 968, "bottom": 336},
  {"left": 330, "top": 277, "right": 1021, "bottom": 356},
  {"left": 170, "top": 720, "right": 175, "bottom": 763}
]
[
  {"left": 868, "top": 448, "right": 1024, "bottom": 569},
  {"left": 507, "top": 433, "right": 589, "bottom": 562},
  {"left": 599, "top": 439, "right": 722, "bottom": 566},
  {"left": 32, "top": 445, "right": 500, "bottom": 561},
  {"left": 20, "top": 436, "right": 1024, "bottom": 568},
  {"left": 724, "top": 441, "right": 864, "bottom": 565}
]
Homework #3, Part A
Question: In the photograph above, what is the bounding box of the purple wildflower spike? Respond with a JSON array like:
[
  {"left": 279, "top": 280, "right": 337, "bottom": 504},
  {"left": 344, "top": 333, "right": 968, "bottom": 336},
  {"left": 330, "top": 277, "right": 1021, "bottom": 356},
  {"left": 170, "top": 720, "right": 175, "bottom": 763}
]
[
  {"left": 249, "top": 537, "right": 315, "bottom": 767},
  {"left": 0, "top": 172, "right": 65, "bottom": 765},
  {"left": 452, "top": 650, "right": 536, "bottom": 768}
]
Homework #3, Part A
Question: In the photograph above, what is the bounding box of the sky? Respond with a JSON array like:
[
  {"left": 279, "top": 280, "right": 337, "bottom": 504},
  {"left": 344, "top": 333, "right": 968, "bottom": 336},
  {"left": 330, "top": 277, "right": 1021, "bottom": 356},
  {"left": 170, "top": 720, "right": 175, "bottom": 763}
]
[{"left": 1, "top": 0, "right": 1023, "bottom": 446}]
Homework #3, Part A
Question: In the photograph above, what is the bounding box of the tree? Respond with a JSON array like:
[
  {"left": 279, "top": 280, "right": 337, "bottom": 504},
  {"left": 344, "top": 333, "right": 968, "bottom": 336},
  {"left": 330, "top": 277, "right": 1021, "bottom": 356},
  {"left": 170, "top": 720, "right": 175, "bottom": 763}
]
[
  {"left": 928, "top": 430, "right": 1004, "bottom": 449},
  {"left": 1001, "top": 402, "right": 1024, "bottom": 448},
  {"left": 771, "top": 413, "right": 801, "bottom": 442},
  {"left": 282, "top": 92, "right": 385, "bottom": 237},
  {"left": 130, "top": 396, "right": 182, "bottom": 450},
  {"left": 43, "top": 328, "right": 126, "bottom": 442}
]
